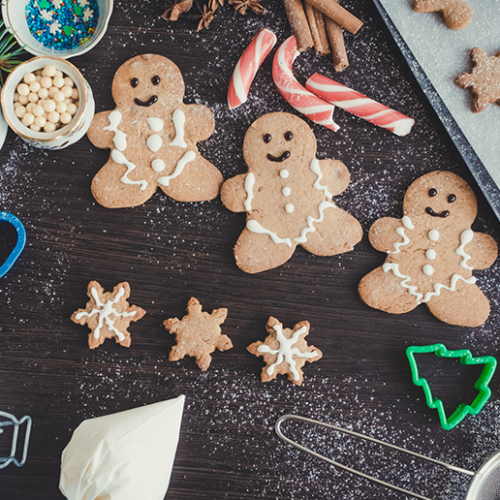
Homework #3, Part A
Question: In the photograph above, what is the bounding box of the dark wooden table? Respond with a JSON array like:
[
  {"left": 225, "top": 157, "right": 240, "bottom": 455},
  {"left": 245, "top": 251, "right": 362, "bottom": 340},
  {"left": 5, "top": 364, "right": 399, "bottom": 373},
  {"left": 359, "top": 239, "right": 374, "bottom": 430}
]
[{"left": 1, "top": 1, "right": 500, "bottom": 499}]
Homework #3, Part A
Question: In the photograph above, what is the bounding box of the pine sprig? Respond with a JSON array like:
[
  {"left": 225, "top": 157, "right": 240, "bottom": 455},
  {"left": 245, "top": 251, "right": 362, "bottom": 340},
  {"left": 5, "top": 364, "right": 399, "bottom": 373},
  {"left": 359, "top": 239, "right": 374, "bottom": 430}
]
[{"left": 0, "top": 21, "right": 26, "bottom": 84}]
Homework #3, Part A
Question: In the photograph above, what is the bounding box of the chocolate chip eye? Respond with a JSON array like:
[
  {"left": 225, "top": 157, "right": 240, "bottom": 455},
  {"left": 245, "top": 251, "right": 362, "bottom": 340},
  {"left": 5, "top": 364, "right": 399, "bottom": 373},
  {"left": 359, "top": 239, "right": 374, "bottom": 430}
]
[
  {"left": 152, "top": 75, "right": 161, "bottom": 85},
  {"left": 448, "top": 194, "right": 456, "bottom": 203},
  {"left": 284, "top": 131, "right": 293, "bottom": 141},
  {"left": 131, "top": 78, "right": 139, "bottom": 88},
  {"left": 428, "top": 188, "right": 437, "bottom": 197},
  {"left": 263, "top": 133, "right": 272, "bottom": 143}
]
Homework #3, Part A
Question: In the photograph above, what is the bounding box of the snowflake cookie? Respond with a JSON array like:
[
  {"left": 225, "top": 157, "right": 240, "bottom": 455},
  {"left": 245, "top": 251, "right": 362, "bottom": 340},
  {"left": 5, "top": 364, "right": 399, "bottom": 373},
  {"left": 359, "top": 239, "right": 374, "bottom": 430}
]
[
  {"left": 247, "top": 317, "right": 323, "bottom": 386},
  {"left": 163, "top": 297, "right": 232, "bottom": 371},
  {"left": 71, "top": 281, "right": 146, "bottom": 349},
  {"left": 455, "top": 47, "right": 500, "bottom": 113}
]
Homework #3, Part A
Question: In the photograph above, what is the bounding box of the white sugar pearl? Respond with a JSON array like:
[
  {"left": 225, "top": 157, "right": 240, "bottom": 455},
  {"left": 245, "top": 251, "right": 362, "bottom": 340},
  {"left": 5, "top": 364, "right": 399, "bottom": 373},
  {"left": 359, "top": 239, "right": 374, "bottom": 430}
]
[
  {"left": 33, "top": 104, "right": 45, "bottom": 117},
  {"left": 43, "top": 122, "right": 56, "bottom": 132},
  {"left": 38, "top": 87, "right": 49, "bottom": 99},
  {"left": 61, "top": 85, "right": 73, "bottom": 98},
  {"left": 19, "top": 95, "right": 29, "bottom": 105},
  {"left": 15, "top": 106, "right": 26, "bottom": 118},
  {"left": 35, "top": 69, "right": 43, "bottom": 77},
  {"left": 23, "top": 72, "right": 36, "bottom": 84},
  {"left": 13, "top": 92, "right": 19, "bottom": 102},
  {"left": 13, "top": 101, "right": 22, "bottom": 109},
  {"left": 56, "top": 101, "right": 67, "bottom": 113},
  {"left": 54, "top": 90, "right": 65, "bottom": 102},
  {"left": 21, "top": 113, "right": 35, "bottom": 126},
  {"left": 29, "top": 81, "right": 41, "bottom": 93},
  {"left": 28, "top": 92, "right": 39, "bottom": 103},
  {"left": 71, "top": 88, "right": 79, "bottom": 100},
  {"left": 29, "top": 124, "right": 41, "bottom": 132},
  {"left": 53, "top": 76, "right": 64, "bottom": 88},
  {"left": 43, "top": 100, "right": 56, "bottom": 112},
  {"left": 36, "top": 75, "right": 42, "bottom": 82},
  {"left": 67, "top": 103, "right": 78, "bottom": 115},
  {"left": 48, "top": 87, "right": 58, "bottom": 97},
  {"left": 55, "top": 70, "right": 63, "bottom": 78},
  {"left": 42, "top": 65, "right": 56, "bottom": 77},
  {"left": 26, "top": 102, "right": 35, "bottom": 113},
  {"left": 60, "top": 112, "right": 72, "bottom": 124},
  {"left": 40, "top": 76, "right": 52, "bottom": 89},
  {"left": 64, "top": 76, "right": 74, "bottom": 87},
  {"left": 17, "top": 83, "right": 30, "bottom": 96},
  {"left": 34, "top": 115, "right": 46, "bottom": 127},
  {"left": 48, "top": 111, "right": 60, "bottom": 123}
]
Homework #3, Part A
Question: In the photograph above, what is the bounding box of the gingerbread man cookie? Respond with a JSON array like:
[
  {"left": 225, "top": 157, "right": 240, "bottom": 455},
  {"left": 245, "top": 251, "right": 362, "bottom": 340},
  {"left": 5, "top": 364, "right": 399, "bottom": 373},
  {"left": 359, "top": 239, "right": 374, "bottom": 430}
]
[
  {"left": 412, "top": 0, "right": 472, "bottom": 30},
  {"left": 455, "top": 47, "right": 500, "bottom": 113},
  {"left": 87, "top": 54, "right": 223, "bottom": 208},
  {"left": 221, "top": 112, "right": 363, "bottom": 274},
  {"left": 359, "top": 171, "right": 497, "bottom": 327}
]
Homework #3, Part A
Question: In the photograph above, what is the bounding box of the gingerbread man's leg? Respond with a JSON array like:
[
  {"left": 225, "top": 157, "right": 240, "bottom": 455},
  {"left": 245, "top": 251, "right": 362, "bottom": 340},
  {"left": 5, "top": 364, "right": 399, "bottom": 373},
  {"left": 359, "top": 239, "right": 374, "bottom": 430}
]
[
  {"left": 234, "top": 227, "right": 296, "bottom": 274},
  {"left": 358, "top": 267, "right": 420, "bottom": 315},
  {"left": 158, "top": 156, "right": 223, "bottom": 202},
  {"left": 299, "top": 206, "right": 363, "bottom": 256},
  {"left": 92, "top": 160, "right": 157, "bottom": 208},
  {"left": 426, "top": 282, "right": 490, "bottom": 327}
]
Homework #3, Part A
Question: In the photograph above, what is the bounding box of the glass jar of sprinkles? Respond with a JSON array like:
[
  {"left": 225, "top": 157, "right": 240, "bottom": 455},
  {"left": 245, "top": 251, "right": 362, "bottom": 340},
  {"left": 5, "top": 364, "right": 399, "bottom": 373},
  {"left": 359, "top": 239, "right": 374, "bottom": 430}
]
[
  {"left": 1, "top": 0, "right": 113, "bottom": 58},
  {"left": 1, "top": 56, "right": 95, "bottom": 149}
]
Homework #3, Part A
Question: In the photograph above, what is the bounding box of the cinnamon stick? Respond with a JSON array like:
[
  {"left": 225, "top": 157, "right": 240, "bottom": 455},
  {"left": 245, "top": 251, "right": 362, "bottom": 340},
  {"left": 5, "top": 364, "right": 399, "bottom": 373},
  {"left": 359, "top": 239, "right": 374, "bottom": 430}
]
[
  {"left": 303, "top": 0, "right": 363, "bottom": 34},
  {"left": 325, "top": 9, "right": 348, "bottom": 71},
  {"left": 305, "top": 3, "right": 330, "bottom": 56},
  {"left": 282, "top": 0, "right": 314, "bottom": 52}
]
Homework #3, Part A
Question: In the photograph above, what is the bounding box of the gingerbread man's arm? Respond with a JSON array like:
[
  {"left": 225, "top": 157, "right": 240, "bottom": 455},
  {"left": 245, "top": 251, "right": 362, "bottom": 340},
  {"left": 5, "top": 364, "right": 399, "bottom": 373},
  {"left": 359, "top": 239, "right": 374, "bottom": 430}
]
[
  {"left": 87, "top": 110, "right": 114, "bottom": 149},
  {"left": 221, "top": 174, "right": 247, "bottom": 213},
  {"left": 317, "top": 159, "right": 350, "bottom": 197},
  {"left": 467, "top": 232, "right": 498, "bottom": 270},
  {"left": 184, "top": 104, "right": 215, "bottom": 142},
  {"left": 368, "top": 217, "right": 404, "bottom": 253}
]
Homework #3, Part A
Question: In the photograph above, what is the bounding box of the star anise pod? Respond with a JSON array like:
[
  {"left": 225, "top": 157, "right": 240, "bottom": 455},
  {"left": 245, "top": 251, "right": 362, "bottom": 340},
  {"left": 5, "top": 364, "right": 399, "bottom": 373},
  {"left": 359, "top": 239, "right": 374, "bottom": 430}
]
[
  {"left": 161, "top": 0, "right": 193, "bottom": 21},
  {"left": 197, "top": 3, "right": 216, "bottom": 30},
  {"left": 228, "top": 0, "right": 266, "bottom": 15}
]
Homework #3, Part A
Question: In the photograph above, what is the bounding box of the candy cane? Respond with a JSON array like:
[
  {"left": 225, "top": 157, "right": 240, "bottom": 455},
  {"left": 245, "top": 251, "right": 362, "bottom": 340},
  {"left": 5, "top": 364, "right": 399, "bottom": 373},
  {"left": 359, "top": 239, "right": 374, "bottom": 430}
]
[
  {"left": 272, "top": 36, "right": 340, "bottom": 132},
  {"left": 228, "top": 28, "right": 277, "bottom": 110},
  {"left": 306, "top": 73, "right": 414, "bottom": 136}
]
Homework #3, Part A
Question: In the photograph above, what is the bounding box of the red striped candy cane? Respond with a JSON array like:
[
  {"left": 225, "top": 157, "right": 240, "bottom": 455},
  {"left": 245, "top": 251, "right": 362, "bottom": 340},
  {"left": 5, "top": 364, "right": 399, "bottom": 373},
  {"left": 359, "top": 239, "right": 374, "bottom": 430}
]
[
  {"left": 228, "top": 28, "right": 277, "bottom": 110},
  {"left": 306, "top": 73, "right": 415, "bottom": 136},
  {"left": 272, "top": 36, "right": 340, "bottom": 132}
]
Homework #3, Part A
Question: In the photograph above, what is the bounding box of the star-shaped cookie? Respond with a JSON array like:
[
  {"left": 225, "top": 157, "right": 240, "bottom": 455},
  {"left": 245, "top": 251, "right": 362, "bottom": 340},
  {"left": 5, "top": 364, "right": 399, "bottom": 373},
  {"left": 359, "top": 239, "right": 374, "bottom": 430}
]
[
  {"left": 163, "top": 297, "right": 232, "bottom": 370},
  {"left": 455, "top": 47, "right": 500, "bottom": 112},
  {"left": 247, "top": 317, "right": 322, "bottom": 386},
  {"left": 71, "top": 281, "right": 146, "bottom": 349}
]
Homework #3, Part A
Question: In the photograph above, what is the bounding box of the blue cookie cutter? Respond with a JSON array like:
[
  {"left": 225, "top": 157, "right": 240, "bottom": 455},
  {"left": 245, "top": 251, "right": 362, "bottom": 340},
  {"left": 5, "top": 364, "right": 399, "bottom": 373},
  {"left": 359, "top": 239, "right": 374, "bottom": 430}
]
[
  {"left": 0, "top": 211, "right": 26, "bottom": 278},
  {"left": 0, "top": 411, "right": 32, "bottom": 468}
]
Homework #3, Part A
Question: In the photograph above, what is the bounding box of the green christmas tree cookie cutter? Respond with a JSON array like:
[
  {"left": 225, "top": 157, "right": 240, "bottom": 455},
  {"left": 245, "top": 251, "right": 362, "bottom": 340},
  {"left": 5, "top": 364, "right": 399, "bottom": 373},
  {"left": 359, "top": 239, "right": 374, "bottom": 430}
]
[{"left": 406, "top": 343, "right": 497, "bottom": 431}]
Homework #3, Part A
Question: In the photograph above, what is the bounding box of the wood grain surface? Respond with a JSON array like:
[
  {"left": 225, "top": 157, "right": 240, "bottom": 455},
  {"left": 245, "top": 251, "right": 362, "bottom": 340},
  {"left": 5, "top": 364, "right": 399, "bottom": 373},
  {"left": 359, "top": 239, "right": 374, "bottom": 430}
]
[{"left": 1, "top": 1, "right": 500, "bottom": 499}]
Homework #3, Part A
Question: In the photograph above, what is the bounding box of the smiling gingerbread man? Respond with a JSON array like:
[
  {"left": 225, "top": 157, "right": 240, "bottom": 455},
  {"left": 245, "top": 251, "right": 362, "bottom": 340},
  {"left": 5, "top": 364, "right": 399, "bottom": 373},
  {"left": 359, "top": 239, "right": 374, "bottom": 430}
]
[
  {"left": 359, "top": 171, "right": 497, "bottom": 327},
  {"left": 87, "top": 54, "right": 222, "bottom": 208},
  {"left": 221, "top": 112, "right": 363, "bottom": 273}
]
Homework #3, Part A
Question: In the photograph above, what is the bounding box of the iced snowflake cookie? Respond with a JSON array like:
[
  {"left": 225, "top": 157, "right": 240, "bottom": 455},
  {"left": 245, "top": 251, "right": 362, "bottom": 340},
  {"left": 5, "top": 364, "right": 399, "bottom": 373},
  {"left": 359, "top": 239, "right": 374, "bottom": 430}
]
[
  {"left": 221, "top": 112, "right": 363, "bottom": 274},
  {"left": 455, "top": 48, "right": 500, "bottom": 113},
  {"left": 412, "top": 0, "right": 472, "bottom": 30},
  {"left": 247, "top": 317, "right": 322, "bottom": 386},
  {"left": 71, "top": 281, "right": 146, "bottom": 348},
  {"left": 87, "top": 54, "right": 223, "bottom": 208},
  {"left": 163, "top": 297, "right": 232, "bottom": 371},
  {"left": 358, "top": 171, "right": 498, "bottom": 327}
]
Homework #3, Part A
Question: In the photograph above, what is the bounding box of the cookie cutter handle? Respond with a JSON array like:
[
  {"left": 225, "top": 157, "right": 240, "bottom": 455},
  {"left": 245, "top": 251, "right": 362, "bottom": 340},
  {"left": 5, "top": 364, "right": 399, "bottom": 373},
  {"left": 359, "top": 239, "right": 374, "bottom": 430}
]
[{"left": 275, "top": 414, "right": 474, "bottom": 500}]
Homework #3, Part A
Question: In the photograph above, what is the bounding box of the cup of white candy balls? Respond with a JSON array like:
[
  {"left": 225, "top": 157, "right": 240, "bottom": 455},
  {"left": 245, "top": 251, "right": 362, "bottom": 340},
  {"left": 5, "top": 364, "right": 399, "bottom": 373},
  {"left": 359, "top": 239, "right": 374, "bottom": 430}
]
[{"left": 1, "top": 56, "right": 95, "bottom": 149}]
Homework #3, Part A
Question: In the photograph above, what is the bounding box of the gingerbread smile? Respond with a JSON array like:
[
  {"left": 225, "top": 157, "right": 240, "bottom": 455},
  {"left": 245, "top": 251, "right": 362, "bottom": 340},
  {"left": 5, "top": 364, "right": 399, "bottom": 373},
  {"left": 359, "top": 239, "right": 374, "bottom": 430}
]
[
  {"left": 267, "top": 151, "right": 290, "bottom": 162},
  {"left": 134, "top": 95, "right": 158, "bottom": 107},
  {"left": 425, "top": 207, "right": 450, "bottom": 218}
]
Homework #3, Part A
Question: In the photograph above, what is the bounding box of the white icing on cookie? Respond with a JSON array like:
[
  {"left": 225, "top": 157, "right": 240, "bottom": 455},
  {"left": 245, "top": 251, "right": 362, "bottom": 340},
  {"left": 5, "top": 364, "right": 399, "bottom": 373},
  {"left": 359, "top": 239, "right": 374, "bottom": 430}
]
[
  {"left": 280, "top": 169, "right": 289, "bottom": 179},
  {"left": 293, "top": 201, "right": 335, "bottom": 243},
  {"left": 423, "top": 264, "right": 434, "bottom": 276},
  {"left": 285, "top": 203, "right": 294, "bottom": 213},
  {"left": 74, "top": 286, "right": 136, "bottom": 341},
  {"left": 428, "top": 229, "right": 440, "bottom": 241},
  {"left": 244, "top": 172, "right": 255, "bottom": 211},
  {"left": 147, "top": 134, "right": 163, "bottom": 153},
  {"left": 170, "top": 109, "right": 187, "bottom": 148},
  {"left": 257, "top": 323, "right": 318, "bottom": 381},
  {"left": 456, "top": 229, "right": 474, "bottom": 270},
  {"left": 158, "top": 150, "right": 196, "bottom": 187},
  {"left": 246, "top": 220, "right": 292, "bottom": 247},
  {"left": 426, "top": 249, "right": 436, "bottom": 260},
  {"left": 147, "top": 117, "right": 163, "bottom": 132},
  {"left": 383, "top": 263, "right": 423, "bottom": 303},
  {"left": 103, "top": 110, "right": 127, "bottom": 151},
  {"left": 310, "top": 158, "right": 333, "bottom": 198},
  {"left": 282, "top": 187, "right": 291, "bottom": 196},
  {"left": 152, "top": 159, "right": 165, "bottom": 172},
  {"left": 112, "top": 149, "right": 148, "bottom": 190},
  {"left": 388, "top": 216, "right": 414, "bottom": 254}
]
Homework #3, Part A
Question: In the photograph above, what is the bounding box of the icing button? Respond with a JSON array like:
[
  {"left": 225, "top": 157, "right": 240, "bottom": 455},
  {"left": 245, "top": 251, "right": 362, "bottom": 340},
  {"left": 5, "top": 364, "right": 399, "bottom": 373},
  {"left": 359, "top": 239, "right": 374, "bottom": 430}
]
[
  {"left": 147, "top": 134, "right": 163, "bottom": 153},
  {"left": 428, "top": 229, "right": 440, "bottom": 242},
  {"left": 423, "top": 264, "right": 434, "bottom": 276},
  {"left": 152, "top": 159, "right": 165, "bottom": 172},
  {"left": 282, "top": 187, "right": 291, "bottom": 197},
  {"left": 285, "top": 203, "right": 294, "bottom": 213},
  {"left": 426, "top": 249, "right": 436, "bottom": 260},
  {"left": 280, "top": 169, "right": 289, "bottom": 179}
]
